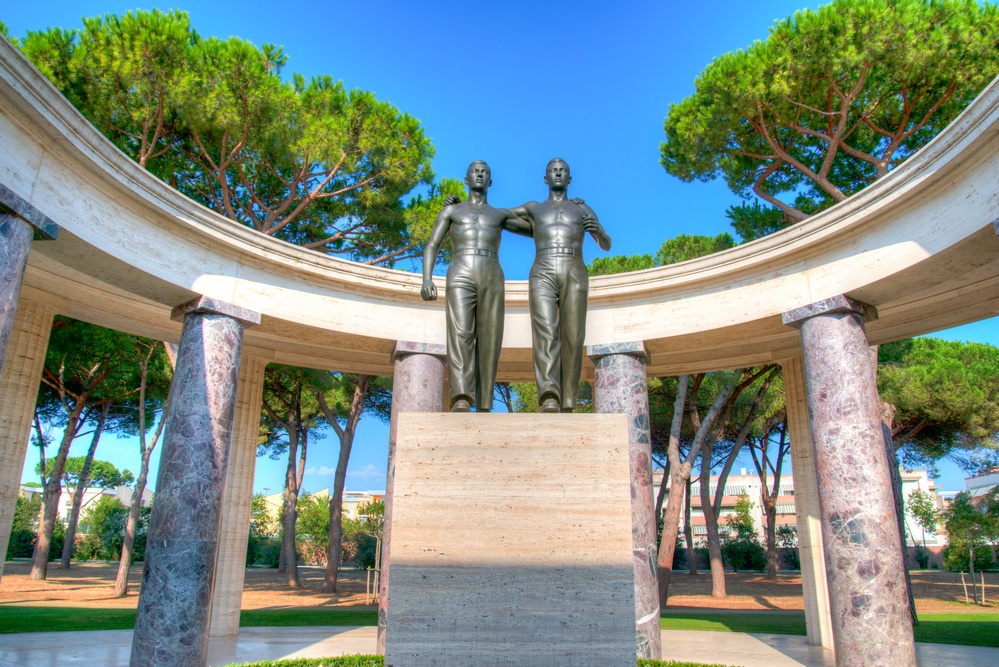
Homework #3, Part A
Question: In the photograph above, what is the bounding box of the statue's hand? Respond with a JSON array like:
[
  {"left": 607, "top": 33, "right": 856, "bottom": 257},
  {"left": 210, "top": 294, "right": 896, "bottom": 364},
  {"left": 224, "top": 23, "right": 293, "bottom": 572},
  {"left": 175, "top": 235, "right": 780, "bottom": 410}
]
[
  {"left": 443, "top": 194, "right": 462, "bottom": 207},
  {"left": 570, "top": 197, "right": 586, "bottom": 206},
  {"left": 421, "top": 279, "right": 438, "bottom": 301},
  {"left": 581, "top": 215, "right": 602, "bottom": 233}
]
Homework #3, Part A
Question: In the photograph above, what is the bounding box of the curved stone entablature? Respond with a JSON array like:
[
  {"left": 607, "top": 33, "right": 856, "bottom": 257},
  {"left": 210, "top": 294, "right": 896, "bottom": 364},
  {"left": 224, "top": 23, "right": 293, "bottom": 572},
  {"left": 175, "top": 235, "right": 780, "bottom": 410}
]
[{"left": 1, "top": 36, "right": 997, "bottom": 379}]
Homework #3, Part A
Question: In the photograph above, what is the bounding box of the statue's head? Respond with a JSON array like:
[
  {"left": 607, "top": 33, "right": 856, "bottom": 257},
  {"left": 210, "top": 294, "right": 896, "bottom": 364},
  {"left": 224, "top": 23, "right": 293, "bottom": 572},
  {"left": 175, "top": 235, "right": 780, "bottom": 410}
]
[
  {"left": 544, "top": 158, "right": 571, "bottom": 189},
  {"left": 465, "top": 160, "right": 492, "bottom": 190}
]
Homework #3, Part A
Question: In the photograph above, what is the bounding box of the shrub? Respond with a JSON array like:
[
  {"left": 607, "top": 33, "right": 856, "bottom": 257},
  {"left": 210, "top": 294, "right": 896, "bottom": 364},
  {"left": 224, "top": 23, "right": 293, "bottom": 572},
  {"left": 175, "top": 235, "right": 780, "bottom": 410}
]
[
  {"left": 76, "top": 496, "right": 128, "bottom": 560},
  {"left": 914, "top": 545, "right": 930, "bottom": 569},
  {"left": 942, "top": 543, "right": 995, "bottom": 572}
]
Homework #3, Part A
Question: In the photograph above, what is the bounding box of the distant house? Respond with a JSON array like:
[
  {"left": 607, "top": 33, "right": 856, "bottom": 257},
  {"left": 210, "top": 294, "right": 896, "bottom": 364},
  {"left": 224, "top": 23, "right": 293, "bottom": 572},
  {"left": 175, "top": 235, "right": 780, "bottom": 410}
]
[
  {"left": 653, "top": 467, "right": 948, "bottom": 547},
  {"left": 19, "top": 483, "right": 153, "bottom": 523},
  {"left": 260, "top": 488, "right": 384, "bottom": 524},
  {"left": 965, "top": 467, "right": 999, "bottom": 502}
]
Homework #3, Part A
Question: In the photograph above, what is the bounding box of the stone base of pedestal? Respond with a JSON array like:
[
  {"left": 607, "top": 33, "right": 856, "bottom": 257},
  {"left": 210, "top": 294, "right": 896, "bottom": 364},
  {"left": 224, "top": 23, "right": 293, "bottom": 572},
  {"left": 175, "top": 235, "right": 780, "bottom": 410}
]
[{"left": 385, "top": 413, "right": 635, "bottom": 667}]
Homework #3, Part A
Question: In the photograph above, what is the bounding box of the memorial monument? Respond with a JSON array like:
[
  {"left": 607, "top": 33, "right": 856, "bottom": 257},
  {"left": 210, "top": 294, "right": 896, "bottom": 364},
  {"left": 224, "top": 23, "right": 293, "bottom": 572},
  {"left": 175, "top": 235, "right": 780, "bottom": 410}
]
[
  {"left": 510, "top": 158, "right": 611, "bottom": 412},
  {"left": 421, "top": 160, "right": 531, "bottom": 412}
]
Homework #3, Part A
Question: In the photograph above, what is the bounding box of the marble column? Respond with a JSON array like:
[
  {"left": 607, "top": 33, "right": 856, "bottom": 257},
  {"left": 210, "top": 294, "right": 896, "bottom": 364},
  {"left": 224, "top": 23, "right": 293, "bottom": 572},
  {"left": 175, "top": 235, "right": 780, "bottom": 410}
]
[
  {"left": 0, "top": 200, "right": 57, "bottom": 378},
  {"left": 209, "top": 354, "right": 268, "bottom": 638},
  {"left": 783, "top": 296, "right": 915, "bottom": 666},
  {"left": 0, "top": 299, "right": 54, "bottom": 583},
  {"left": 780, "top": 356, "right": 834, "bottom": 649},
  {"left": 130, "top": 297, "right": 260, "bottom": 667},
  {"left": 377, "top": 341, "right": 445, "bottom": 655},
  {"left": 588, "top": 341, "right": 661, "bottom": 661}
]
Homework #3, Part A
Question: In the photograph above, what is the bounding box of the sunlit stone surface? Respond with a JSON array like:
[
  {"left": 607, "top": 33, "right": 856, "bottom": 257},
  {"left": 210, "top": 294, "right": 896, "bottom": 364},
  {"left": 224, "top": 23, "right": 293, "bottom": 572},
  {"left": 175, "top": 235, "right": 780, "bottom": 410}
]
[
  {"left": 385, "top": 413, "right": 635, "bottom": 667},
  {"left": 377, "top": 341, "right": 446, "bottom": 655}
]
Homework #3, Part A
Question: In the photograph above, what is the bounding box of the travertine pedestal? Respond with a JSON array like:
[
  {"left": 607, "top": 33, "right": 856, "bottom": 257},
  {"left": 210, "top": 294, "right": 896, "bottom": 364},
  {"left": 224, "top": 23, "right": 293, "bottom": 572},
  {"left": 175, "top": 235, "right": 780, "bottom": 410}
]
[
  {"left": 588, "top": 341, "right": 661, "bottom": 660},
  {"left": 784, "top": 296, "right": 915, "bottom": 666},
  {"left": 377, "top": 341, "right": 446, "bottom": 654},
  {"left": 385, "top": 413, "right": 635, "bottom": 667},
  {"left": 130, "top": 297, "right": 260, "bottom": 667}
]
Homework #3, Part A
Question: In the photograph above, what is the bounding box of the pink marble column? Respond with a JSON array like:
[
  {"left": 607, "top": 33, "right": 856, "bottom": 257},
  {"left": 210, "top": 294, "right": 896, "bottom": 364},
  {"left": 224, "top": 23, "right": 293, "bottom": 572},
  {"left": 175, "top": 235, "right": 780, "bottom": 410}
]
[
  {"left": 377, "top": 341, "right": 446, "bottom": 655},
  {"left": 0, "top": 194, "right": 58, "bottom": 377},
  {"left": 588, "top": 341, "right": 661, "bottom": 661},
  {"left": 783, "top": 295, "right": 915, "bottom": 667},
  {"left": 130, "top": 297, "right": 260, "bottom": 667}
]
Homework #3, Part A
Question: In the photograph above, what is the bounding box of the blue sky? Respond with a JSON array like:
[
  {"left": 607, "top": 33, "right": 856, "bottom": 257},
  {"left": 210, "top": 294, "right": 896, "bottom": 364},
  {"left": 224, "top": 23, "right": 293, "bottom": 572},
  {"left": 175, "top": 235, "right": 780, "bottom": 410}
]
[{"left": 8, "top": 2, "right": 996, "bottom": 496}]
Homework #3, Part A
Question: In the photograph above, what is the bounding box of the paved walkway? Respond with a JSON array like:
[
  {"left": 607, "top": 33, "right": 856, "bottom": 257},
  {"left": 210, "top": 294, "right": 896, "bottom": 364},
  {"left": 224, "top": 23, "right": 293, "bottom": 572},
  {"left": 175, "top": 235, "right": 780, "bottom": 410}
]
[{"left": 0, "top": 626, "right": 996, "bottom": 666}]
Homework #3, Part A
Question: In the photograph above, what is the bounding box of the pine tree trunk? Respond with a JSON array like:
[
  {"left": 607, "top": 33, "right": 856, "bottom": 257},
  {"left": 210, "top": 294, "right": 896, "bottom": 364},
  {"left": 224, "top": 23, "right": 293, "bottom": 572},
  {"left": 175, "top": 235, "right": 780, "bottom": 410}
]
[
  {"left": 656, "top": 469, "right": 689, "bottom": 606},
  {"left": 282, "top": 430, "right": 301, "bottom": 588},
  {"left": 700, "top": 451, "right": 726, "bottom": 597},
  {"left": 61, "top": 406, "right": 108, "bottom": 569},
  {"left": 765, "top": 499, "right": 778, "bottom": 580},
  {"left": 323, "top": 432, "right": 354, "bottom": 594},
  {"left": 30, "top": 408, "right": 83, "bottom": 580},
  {"left": 684, "top": 480, "right": 697, "bottom": 575},
  {"left": 114, "top": 449, "right": 152, "bottom": 597}
]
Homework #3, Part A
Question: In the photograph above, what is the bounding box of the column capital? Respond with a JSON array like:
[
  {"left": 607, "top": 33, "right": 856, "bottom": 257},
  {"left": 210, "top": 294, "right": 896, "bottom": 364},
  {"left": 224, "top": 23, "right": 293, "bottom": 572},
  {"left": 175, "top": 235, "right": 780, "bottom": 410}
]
[
  {"left": 781, "top": 295, "right": 877, "bottom": 329},
  {"left": 393, "top": 340, "right": 446, "bottom": 362},
  {"left": 586, "top": 340, "right": 649, "bottom": 363},
  {"left": 0, "top": 184, "right": 58, "bottom": 240},
  {"left": 171, "top": 297, "right": 261, "bottom": 327}
]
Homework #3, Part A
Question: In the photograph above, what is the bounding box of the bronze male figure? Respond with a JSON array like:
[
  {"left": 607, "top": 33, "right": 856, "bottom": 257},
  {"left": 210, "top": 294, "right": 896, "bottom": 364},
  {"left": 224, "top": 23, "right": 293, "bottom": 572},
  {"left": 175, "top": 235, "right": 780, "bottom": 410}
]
[
  {"left": 422, "top": 161, "right": 530, "bottom": 412},
  {"left": 510, "top": 158, "right": 611, "bottom": 413}
]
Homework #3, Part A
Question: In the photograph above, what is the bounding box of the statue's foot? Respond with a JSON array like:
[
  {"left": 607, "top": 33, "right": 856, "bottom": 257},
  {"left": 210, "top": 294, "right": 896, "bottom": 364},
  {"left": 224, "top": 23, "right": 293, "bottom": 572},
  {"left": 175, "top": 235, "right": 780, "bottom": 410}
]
[
  {"left": 560, "top": 406, "right": 573, "bottom": 413},
  {"left": 540, "top": 397, "right": 560, "bottom": 413},
  {"left": 477, "top": 407, "right": 490, "bottom": 413},
  {"left": 451, "top": 399, "right": 471, "bottom": 412}
]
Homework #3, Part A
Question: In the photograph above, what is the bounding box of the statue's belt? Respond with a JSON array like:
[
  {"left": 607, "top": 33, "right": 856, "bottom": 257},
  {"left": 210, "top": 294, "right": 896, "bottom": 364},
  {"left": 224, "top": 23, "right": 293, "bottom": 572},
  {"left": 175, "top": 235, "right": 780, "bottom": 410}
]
[
  {"left": 453, "top": 248, "right": 499, "bottom": 259},
  {"left": 536, "top": 247, "right": 580, "bottom": 257}
]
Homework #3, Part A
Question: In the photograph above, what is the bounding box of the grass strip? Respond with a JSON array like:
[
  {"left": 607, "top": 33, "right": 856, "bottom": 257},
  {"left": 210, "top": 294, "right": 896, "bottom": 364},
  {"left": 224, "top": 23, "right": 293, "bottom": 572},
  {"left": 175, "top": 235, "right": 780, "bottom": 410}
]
[
  {"left": 239, "top": 609, "right": 378, "bottom": 628},
  {"left": 660, "top": 611, "right": 807, "bottom": 636},
  {"left": 913, "top": 613, "right": 999, "bottom": 648},
  {"left": 0, "top": 606, "right": 137, "bottom": 633}
]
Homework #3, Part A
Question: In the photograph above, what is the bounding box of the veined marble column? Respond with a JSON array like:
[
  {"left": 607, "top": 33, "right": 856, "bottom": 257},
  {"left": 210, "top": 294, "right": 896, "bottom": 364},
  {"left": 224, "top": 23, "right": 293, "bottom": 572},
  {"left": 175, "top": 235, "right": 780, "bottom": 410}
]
[
  {"left": 783, "top": 296, "right": 915, "bottom": 667},
  {"left": 587, "top": 341, "right": 661, "bottom": 661},
  {"left": 780, "top": 356, "right": 834, "bottom": 649},
  {"left": 130, "top": 297, "right": 260, "bottom": 667},
  {"left": 0, "top": 299, "right": 54, "bottom": 583},
  {"left": 209, "top": 354, "right": 268, "bottom": 638},
  {"left": 377, "top": 341, "right": 445, "bottom": 655},
  {"left": 0, "top": 193, "right": 57, "bottom": 377}
]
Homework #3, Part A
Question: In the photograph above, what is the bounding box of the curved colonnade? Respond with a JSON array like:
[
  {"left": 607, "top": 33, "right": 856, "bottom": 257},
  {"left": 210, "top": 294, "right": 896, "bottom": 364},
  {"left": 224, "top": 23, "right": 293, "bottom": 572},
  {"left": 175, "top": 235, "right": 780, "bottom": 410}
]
[{"left": 1, "top": 35, "right": 998, "bottom": 666}]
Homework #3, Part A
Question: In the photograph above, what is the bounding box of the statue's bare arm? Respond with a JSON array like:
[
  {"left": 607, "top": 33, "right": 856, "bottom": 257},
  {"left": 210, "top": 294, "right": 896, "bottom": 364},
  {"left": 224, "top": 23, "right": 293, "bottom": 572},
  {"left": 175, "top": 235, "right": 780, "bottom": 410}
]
[
  {"left": 579, "top": 202, "right": 611, "bottom": 251},
  {"left": 422, "top": 207, "right": 453, "bottom": 300},
  {"left": 502, "top": 209, "right": 534, "bottom": 237}
]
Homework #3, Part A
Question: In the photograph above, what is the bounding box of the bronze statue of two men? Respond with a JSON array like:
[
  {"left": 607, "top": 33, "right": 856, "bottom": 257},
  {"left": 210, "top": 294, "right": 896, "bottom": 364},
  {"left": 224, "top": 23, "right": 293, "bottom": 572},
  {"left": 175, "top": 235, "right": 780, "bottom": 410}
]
[{"left": 422, "top": 159, "right": 611, "bottom": 413}]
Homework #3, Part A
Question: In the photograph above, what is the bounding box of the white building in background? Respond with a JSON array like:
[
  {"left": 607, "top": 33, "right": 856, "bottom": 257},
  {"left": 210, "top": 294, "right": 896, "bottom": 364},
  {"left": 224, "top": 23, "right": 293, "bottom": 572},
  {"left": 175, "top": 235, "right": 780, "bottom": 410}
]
[
  {"left": 965, "top": 467, "right": 999, "bottom": 501},
  {"left": 653, "top": 467, "right": 948, "bottom": 547},
  {"left": 19, "top": 483, "right": 153, "bottom": 522},
  {"left": 260, "top": 488, "right": 384, "bottom": 524}
]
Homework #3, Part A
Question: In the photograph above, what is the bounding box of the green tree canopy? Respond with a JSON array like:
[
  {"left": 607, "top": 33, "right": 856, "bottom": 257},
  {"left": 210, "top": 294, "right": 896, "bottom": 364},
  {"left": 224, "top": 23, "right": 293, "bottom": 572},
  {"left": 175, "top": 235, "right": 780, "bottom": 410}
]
[
  {"left": 35, "top": 457, "right": 132, "bottom": 490},
  {"left": 588, "top": 233, "right": 736, "bottom": 276},
  {"left": 661, "top": 0, "right": 999, "bottom": 234},
  {"left": 15, "top": 9, "right": 450, "bottom": 266},
  {"left": 878, "top": 337, "right": 999, "bottom": 471}
]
